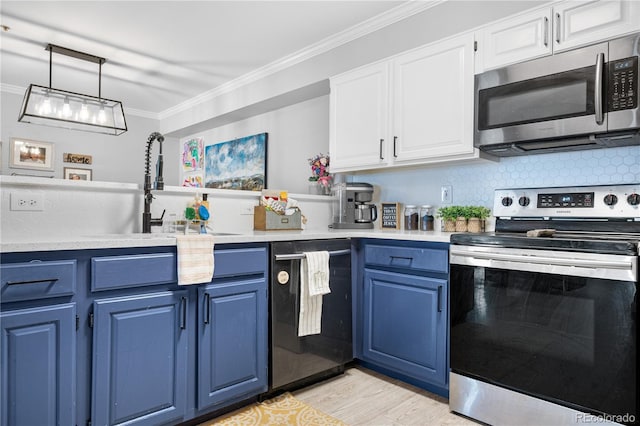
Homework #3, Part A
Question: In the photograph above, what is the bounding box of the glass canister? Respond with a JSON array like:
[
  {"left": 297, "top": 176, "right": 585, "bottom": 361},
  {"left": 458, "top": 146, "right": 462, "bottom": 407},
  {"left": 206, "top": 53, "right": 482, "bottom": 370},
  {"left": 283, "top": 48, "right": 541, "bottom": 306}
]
[
  {"left": 404, "top": 205, "right": 418, "bottom": 230},
  {"left": 419, "top": 205, "right": 434, "bottom": 231}
]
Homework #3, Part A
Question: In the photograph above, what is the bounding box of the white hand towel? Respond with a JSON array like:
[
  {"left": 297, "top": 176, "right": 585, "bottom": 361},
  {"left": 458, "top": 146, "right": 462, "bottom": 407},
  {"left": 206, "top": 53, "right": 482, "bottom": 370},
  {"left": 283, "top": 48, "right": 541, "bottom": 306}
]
[
  {"left": 176, "top": 234, "right": 215, "bottom": 285},
  {"left": 298, "top": 251, "right": 331, "bottom": 336},
  {"left": 304, "top": 251, "right": 330, "bottom": 296}
]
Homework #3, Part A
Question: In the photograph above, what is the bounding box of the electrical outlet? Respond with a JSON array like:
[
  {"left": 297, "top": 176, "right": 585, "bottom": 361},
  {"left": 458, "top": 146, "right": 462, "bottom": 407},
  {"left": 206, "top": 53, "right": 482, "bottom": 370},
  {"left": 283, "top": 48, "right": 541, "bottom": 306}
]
[
  {"left": 10, "top": 191, "right": 45, "bottom": 211},
  {"left": 441, "top": 185, "right": 452, "bottom": 204}
]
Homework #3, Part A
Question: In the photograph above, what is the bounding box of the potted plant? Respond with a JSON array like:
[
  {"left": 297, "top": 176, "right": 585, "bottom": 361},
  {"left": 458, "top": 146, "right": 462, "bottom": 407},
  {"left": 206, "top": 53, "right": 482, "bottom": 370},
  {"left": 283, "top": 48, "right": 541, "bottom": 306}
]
[
  {"left": 437, "top": 206, "right": 464, "bottom": 232},
  {"left": 438, "top": 205, "right": 491, "bottom": 232},
  {"left": 465, "top": 206, "right": 491, "bottom": 232}
]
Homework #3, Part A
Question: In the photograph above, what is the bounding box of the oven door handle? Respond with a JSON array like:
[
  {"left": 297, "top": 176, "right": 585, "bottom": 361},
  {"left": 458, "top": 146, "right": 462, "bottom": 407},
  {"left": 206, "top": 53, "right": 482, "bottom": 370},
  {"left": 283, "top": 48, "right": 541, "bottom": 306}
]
[
  {"left": 275, "top": 249, "right": 351, "bottom": 261},
  {"left": 450, "top": 246, "right": 637, "bottom": 281},
  {"left": 451, "top": 249, "right": 631, "bottom": 270}
]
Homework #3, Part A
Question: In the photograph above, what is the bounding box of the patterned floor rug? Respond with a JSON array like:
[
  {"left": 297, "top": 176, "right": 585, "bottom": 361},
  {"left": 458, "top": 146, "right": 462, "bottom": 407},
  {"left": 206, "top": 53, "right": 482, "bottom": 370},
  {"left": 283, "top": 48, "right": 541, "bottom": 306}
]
[{"left": 209, "top": 392, "right": 346, "bottom": 425}]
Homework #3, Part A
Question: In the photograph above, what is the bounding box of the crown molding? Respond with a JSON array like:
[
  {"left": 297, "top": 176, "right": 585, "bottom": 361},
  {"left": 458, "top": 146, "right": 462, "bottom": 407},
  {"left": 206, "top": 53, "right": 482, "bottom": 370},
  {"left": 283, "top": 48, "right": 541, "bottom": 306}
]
[
  {"left": 158, "top": 0, "right": 444, "bottom": 120},
  {"left": 1, "top": 83, "right": 25, "bottom": 96},
  {"left": 123, "top": 107, "right": 159, "bottom": 120}
]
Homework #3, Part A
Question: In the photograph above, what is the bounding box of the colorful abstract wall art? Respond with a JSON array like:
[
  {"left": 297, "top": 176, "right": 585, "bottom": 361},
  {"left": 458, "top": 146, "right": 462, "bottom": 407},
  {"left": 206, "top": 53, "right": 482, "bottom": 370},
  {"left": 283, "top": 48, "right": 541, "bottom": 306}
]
[
  {"left": 182, "top": 137, "right": 204, "bottom": 172},
  {"left": 205, "top": 133, "right": 267, "bottom": 191}
]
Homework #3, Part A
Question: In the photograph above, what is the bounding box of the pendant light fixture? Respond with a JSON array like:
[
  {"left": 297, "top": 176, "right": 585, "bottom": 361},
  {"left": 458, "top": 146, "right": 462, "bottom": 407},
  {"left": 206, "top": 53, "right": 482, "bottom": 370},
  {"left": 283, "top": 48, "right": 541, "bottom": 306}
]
[{"left": 18, "top": 44, "right": 127, "bottom": 135}]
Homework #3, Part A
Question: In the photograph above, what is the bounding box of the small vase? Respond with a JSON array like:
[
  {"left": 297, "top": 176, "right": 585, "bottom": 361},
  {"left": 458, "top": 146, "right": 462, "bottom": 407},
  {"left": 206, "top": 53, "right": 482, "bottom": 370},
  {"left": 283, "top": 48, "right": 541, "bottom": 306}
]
[
  {"left": 308, "top": 181, "right": 330, "bottom": 195},
  {"left": 455, "top": 217, "right": 468, "bottom": 232}
]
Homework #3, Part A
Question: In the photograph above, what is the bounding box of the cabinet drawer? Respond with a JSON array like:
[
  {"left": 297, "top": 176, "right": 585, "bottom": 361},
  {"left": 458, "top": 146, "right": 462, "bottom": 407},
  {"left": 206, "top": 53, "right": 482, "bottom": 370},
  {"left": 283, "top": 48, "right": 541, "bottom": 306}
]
[
  {"left": 1, "top": 260, "right": 77, "bottom": 302},
  {"left": 364, "top": 244, "right": 448, "bottom": 273},
  {"left": 91, "top": 253, "right": 177, "bottom": 291},
  {"left": 213, "top": 247, "right": 267, "bottom": 279}
]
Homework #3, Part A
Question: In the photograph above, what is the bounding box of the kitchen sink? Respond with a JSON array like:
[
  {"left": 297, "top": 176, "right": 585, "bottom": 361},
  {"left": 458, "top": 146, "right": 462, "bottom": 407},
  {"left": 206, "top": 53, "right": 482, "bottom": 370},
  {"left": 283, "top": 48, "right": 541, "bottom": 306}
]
[
  {"left": 85, "top": 233, "right": 174, "bottom": 239},
  {"left": 86, "top": 232, "right": 241, "bottom": 239}
]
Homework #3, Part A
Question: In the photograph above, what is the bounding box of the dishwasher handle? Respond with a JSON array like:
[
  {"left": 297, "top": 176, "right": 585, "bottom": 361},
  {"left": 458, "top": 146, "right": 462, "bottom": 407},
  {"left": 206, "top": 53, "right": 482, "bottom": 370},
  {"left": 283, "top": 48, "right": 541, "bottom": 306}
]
[{"left": 275, "top": 248, "right": 351, "bottom": 261}]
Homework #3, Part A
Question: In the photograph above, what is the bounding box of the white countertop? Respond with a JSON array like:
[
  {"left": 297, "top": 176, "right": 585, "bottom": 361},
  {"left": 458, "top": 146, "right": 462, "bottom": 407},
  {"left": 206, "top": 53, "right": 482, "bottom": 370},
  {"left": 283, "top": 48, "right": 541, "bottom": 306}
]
[{"left": 0, "top": 228, "right": 453, "bottom": 253}]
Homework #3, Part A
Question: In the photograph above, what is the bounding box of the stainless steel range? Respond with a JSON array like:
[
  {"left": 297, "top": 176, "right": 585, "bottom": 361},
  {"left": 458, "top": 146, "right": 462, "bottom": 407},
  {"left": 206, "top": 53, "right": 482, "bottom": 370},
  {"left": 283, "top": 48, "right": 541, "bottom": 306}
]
[{"left": 449, "top": 184, "right": 638, "bottom": 426}]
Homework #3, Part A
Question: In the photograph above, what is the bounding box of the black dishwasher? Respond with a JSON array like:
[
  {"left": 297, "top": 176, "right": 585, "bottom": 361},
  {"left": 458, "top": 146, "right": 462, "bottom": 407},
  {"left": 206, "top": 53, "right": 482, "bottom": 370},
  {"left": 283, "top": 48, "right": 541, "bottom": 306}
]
[{"left": 269, "top": 239, "right": 353, "bottom": 392}]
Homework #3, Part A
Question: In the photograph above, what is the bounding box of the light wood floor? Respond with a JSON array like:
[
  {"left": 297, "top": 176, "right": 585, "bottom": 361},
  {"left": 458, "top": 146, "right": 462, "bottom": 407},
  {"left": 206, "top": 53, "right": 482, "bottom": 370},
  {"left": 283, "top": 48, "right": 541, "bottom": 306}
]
[{"left": 292, "top": 366, "right": 480, "bottom": 426}]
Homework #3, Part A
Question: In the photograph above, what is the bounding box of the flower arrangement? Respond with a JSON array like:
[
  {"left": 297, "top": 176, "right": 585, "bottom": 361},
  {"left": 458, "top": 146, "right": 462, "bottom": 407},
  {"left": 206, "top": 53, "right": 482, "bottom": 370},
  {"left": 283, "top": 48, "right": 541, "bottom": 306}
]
[{"left": 308, "top": 153, "right": 332, "bottom": 187}]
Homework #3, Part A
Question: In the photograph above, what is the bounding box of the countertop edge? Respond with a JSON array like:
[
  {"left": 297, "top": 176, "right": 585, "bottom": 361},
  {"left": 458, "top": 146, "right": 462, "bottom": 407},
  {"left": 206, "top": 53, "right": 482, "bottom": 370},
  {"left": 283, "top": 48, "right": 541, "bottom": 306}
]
[{"left": 0, "top": 229, "right": 453, "bottom": 253}]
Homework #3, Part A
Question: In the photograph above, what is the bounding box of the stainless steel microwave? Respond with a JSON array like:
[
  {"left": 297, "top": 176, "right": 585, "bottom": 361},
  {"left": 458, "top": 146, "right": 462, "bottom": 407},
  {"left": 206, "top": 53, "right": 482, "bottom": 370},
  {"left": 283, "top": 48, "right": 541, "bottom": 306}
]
[{"left": 474, "top": 32, "right": 639, "bottom": 157}]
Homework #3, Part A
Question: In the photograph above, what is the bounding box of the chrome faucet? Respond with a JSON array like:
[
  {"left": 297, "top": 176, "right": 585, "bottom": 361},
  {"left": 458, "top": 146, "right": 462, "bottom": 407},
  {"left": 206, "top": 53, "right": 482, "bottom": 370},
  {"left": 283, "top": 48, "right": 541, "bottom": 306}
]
[{"left": 143, "top": 131, "right": 165, "bottom": 233}]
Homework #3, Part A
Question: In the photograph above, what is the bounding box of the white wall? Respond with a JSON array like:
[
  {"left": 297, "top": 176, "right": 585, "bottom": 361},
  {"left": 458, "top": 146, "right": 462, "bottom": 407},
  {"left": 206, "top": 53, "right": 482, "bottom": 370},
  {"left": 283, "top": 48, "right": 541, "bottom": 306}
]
[
  {"left": 0, "top": 176, "right": 334, "bottom": 240},
  {"left": 0, "top": 91, "right": 180, "bottom": 185},
  {"left": 180, "top": 95, "right": 329, "bottom": 194}
]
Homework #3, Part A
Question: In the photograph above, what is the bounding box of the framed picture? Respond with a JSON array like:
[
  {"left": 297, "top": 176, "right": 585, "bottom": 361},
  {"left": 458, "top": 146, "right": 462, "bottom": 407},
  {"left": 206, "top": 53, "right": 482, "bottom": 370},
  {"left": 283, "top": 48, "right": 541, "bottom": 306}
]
[
  {"left": 63, "top": 152, "right": 93, "bottom": 165},
  {"left": 182, "top": 137, "right": 204, "bottom": 172},
  {"left": 381, "top": 202, "right": 401, "bottom": 230},
  {"left": 64, "top": 167, "right": 92, "bottom": 181},
  {"left": 9, "top": 138, "right": 54, "bottom": 171},
  {"left": 205, "top": 133, "right": 267, "bottom": 191}
]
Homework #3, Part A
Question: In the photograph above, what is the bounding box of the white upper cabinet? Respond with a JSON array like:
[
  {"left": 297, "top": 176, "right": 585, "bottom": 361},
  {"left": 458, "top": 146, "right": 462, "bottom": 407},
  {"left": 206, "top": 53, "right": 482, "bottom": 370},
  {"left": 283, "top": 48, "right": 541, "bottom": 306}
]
[
  {"left": 475, "top": 8, "right": 552, "bottom": 73},
  {"left": 553, "top": 0, "right": 640, "bottom": 52},
  {"left": 476, "top": 0, "right": 640, "bottom": 73},
  {"left": 392, "top": 33, "right": 475, "bottom": 162},
  {"left": 330, "top": 62, "right": 390, "bottom": 172},
  {"left": 330, "top": 33, "right": 477, "bottom": 173}
]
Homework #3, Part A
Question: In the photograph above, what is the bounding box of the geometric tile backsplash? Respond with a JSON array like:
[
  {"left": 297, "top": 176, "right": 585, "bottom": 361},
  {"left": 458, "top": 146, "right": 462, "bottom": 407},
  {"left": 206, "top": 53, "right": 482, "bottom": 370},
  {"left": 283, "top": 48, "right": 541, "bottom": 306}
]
[{"left": 352, "top": 145, "right": 640, "bottom": 208}]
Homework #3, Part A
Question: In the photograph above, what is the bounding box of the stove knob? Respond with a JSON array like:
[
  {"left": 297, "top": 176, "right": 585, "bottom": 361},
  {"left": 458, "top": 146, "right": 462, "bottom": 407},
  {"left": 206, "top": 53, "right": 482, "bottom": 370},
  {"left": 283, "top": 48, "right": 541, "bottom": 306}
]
[
  {"left": 627, "top": 193, "right": 640, "bottom": 206},
  {"left": 603, "top": 194, "right": 618, "bottom": 206},
  {"left": 501, "top": 196, "right": 513, "bottom": 207},
  {"left": 518, "top": 196, "right": 530, "bottom": 207}
]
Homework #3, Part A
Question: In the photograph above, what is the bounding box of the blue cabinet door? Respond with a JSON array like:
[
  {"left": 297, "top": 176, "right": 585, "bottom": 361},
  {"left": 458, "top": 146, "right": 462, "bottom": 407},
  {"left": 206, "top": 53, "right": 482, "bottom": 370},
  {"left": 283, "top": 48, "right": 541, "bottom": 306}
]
[
  {"left": 362, "top": 268, "right": 448, "bottom": 387},
  {"left": 197, "top": 278, "right": 268, "bottom": 410},
  {"left": 1, "top": 303, "right": 76, "bottom": 426},
  {"left": 92, "top": 291, "right": 188, "bottom": 426}
]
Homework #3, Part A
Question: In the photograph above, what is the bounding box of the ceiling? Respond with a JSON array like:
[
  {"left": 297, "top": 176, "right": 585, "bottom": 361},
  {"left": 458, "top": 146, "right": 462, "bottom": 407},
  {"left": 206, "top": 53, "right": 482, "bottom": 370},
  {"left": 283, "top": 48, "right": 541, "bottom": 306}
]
[{"left": 0, "top": 1, "right": 411, "bottom": 117}]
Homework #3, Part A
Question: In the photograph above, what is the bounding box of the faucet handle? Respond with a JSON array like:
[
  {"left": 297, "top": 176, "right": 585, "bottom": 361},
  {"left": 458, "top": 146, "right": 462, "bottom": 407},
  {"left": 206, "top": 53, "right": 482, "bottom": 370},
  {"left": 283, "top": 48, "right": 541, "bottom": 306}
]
[{"left": 150, "top": 209, "right": 166, "bottom": 228}]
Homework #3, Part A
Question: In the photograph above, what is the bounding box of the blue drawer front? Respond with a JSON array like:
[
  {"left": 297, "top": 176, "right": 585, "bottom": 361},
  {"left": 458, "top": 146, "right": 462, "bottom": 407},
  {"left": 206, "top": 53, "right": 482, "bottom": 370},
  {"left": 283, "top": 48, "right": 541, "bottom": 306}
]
[
  {"left": 364, "top": 245, "right": 448, "bottom": 273},
  {"left": 1, "top": 260, "right": 77, "bottom": 302},
  {"left": 91, "top": 253, "right": 177, "bottom": 291},
  {"left": 213, "top": 247, "right": 267, "bottom": 279}
]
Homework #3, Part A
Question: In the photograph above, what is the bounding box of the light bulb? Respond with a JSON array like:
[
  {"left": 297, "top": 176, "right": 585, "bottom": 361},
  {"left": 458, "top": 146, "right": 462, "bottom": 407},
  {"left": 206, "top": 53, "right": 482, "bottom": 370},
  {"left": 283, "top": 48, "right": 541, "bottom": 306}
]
[
  {"left": 97, "top": 105, "right": 106, "bottom": 123},
  {"left": 62, "top": 97, "right": 72, "bottom": 117},
  {"left": 41, "top": 95, "right": 52, "bottom": 114},
  {"left": 80, "top": 101, "right": 89, "bottom": 120}
]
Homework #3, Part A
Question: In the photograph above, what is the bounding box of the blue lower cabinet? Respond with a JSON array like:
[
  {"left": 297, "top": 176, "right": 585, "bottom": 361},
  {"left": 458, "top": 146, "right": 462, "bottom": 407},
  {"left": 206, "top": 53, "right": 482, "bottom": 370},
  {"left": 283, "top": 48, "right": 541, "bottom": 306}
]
[
  {"left": 198, "top": 278, "right": 268, "bottom": 410},
  {"left": 1, "top": 303, "right": 76, "bottom": 426},
  {"left": 91, "top": 291, "right": 188, "bottom": 426},
  {"left": 362, "top": 268, "right": 448, "bottom": 387}
]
